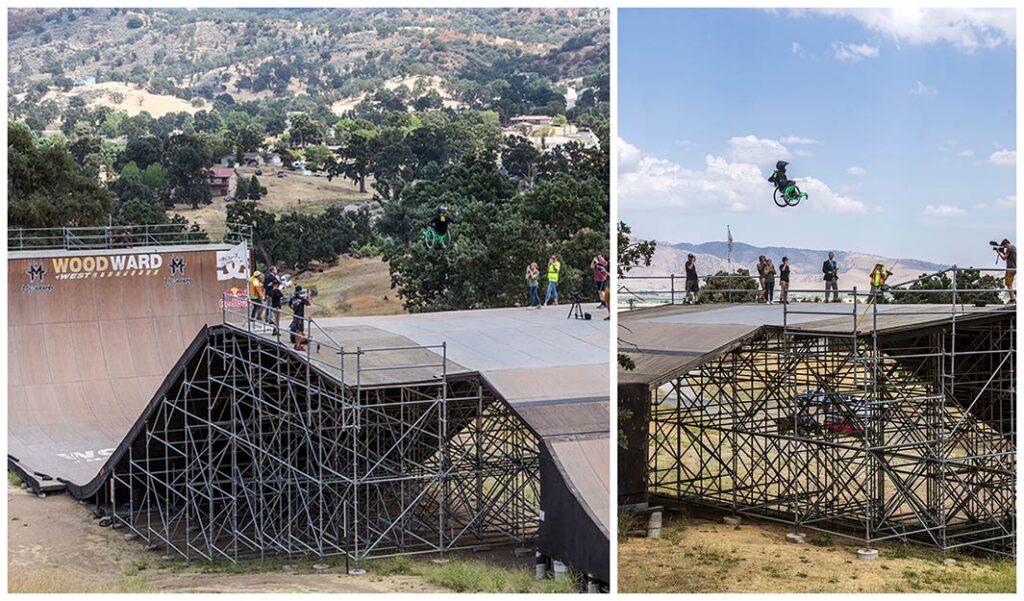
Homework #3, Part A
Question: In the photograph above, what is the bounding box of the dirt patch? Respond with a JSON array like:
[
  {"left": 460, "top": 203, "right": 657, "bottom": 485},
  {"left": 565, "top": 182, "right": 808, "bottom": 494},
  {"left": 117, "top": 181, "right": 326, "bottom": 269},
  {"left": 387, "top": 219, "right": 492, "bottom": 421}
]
[
  {"left": 8, "top": 484, "right": 544, "bottom": 593},
  {"left": 43, "top": 82, "right": 199, "bottom": 118},
  {"left": 618, "top": 512, "right": 1015, "bottom": 593},
  {"left": 170, "top": 167, "right": 373, "bottom": 230}
]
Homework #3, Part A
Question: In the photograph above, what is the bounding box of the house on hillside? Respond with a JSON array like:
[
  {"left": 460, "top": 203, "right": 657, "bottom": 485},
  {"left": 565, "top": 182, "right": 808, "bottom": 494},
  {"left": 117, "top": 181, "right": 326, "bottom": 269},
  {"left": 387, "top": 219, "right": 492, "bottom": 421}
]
[
  {"left": 243, "top": 152, "right": 264, "bottom": 166},
  {"left": 207, "top": 167, "right": 238, "bottom": 198},
  {"left": 218, "top": 154, "right": 237, "bottom": 167},
  {"left": 510, "top": 115, "right": 554, "bottom": 127},
  {"left": 73, "top": 76, "right": 97, "bottom": 88}
]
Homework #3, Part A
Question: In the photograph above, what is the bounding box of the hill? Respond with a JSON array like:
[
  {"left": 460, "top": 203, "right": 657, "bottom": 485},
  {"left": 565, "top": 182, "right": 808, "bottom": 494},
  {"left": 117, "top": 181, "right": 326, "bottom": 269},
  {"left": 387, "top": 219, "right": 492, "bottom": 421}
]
[
  {"left": 629, "top": 240, "right": 948, "bottom": 296},
  {"left": 8, "top": 7, "right": 609, "bottom": 127}
]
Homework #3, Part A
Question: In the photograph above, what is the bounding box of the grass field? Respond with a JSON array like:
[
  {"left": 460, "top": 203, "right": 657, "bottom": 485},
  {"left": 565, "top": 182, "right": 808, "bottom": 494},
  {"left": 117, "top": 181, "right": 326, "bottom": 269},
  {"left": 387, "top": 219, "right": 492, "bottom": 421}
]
[
  {"left": 8, "top": 481, "right": 574, "bottom": 594},
  {"left": 618, "top": 511, "right": 1015, "bottom": 593}
]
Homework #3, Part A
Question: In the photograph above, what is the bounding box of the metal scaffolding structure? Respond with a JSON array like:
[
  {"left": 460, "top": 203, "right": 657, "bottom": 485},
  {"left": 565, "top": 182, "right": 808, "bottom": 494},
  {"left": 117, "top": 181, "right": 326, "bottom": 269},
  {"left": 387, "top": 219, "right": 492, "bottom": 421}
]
[
  {"left": 102, "top": 323, "right": 541, "bottom": 562},
  {"left": 647, "top": 300, "right": 1015, "bottom": 555}
]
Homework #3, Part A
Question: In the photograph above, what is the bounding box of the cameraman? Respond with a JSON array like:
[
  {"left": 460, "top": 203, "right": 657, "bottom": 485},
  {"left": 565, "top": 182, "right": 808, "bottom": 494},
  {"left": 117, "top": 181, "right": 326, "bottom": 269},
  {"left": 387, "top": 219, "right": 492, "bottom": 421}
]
[
  {"left": 995, "top": 239, "right": 1016, "bottom": 304},
  {"left": 288, "top": 285, "right": 312, "bottom": 351}
]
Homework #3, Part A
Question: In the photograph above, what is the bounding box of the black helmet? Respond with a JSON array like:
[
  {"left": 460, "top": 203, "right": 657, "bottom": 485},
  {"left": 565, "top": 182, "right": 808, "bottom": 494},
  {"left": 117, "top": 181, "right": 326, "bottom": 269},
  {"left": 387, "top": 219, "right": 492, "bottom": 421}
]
[{"left": 776, "top": 160, "right": 789, "bottom": 169}]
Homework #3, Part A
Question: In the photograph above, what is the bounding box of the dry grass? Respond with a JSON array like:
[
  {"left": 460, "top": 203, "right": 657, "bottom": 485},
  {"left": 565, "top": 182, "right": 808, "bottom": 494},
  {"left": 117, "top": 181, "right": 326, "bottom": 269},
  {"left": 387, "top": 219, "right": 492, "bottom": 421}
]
[
  {"left": 297, "top": 255, "right": 404, "bottom": 317},
  {"left": 618, "top": 514, "right": 1015, "bottom": 593},
  {"left": 170, "top": 166, "right": 372, "bottom": 230},
  {"left": 44, "top": 82, "right": 198, "bottom": 118}
]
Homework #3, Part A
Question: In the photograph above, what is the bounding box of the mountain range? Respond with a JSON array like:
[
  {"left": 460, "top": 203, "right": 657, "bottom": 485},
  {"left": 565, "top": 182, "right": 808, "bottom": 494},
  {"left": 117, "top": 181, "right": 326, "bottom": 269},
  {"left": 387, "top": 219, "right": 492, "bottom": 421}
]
[{"left": 627, "top": 240, "right": 949, "bottom": 296}]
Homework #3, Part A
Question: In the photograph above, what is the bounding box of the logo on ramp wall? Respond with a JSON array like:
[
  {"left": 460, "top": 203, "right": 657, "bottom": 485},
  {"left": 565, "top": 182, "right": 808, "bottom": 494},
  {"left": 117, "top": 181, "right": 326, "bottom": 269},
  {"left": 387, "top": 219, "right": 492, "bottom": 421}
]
[
  {"left": 22, "top": 262, "right": 54, "bottom": 294},
  {"left": 57, "top": 448, "right": 114, "bottom": 464},
  {"left": 164, "top": 255, "right": 194, "bottom": 286},
  {"left": 220, "top": 286, "right": 249, "bottom": 308},
  {"left": 48, "top": 253, "right": 164, "bottom": 280},
  {"left": 216, "top": 241, "right": 249, "bottom": 281}
]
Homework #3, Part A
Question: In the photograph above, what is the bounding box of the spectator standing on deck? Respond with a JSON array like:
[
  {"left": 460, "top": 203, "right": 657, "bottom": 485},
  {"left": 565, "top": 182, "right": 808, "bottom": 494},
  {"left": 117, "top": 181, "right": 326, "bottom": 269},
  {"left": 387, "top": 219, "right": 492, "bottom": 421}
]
[
  {"left": 995, "top": 239, "right": 1016, "bottom": 304},
  {"left": 869, "top": 263, "right": 893, "bottom": 304},
  {"left": 266, "top": 280, "right": 284, "bottom": 335},
  {"left": 545, "top": 255, "right": 561, "bottom": 306},
  {"left": 526, "top": 262, "right": 541, "bottom": 308},
  {"left": 684, "top": 254, "right": 700, "bottom": 304},
  {"left": 249, "top": 271, "right": 265, "bottom": 321},
  {"left": 591, "top": 254, "right": 610, "bottom": 308},
  {"left": 756, "top": 256, "right": 768, "bottom": 303},
  {"left": 779, "top": 256, "right": 791, "bottom": 304},
  {"left": 289, "top": 285, "right": 311, "bottom": 351},
  {"left": 763, "top": 258, "right": 777, "bottom": 304},
  {"left": 822, "top": 252, "right": 840, "bottom": 302}
]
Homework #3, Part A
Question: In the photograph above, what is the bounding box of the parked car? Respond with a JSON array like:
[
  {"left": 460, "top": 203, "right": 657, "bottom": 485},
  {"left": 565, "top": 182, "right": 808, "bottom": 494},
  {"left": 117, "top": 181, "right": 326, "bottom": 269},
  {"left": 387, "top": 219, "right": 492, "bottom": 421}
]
[{"left": 775, "top": 412, "right": 823, "bottom": 436}]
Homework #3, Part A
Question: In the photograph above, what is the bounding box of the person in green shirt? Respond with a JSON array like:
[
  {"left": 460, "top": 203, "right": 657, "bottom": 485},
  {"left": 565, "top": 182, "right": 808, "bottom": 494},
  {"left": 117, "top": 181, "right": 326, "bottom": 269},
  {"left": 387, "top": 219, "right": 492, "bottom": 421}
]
[{"left": 544, "top": 254, "right": 561, "bottom": 306}]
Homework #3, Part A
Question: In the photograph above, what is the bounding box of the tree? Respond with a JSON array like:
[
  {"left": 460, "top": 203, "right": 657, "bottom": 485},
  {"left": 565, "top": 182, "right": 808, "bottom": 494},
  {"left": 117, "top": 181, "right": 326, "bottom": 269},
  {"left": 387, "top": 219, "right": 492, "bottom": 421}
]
[
  {"left": 701, "top": 269, "right": 759, "bottom": 303},
  {"left": 248, "top": 175, "right": 263, "bottom": 200},
  {"left": 501, "top": 135, "right": 541, "bottom": 186},
  {"left": 163, "top": 133, "right": 212, "bottom": 209},
  {"left": 234, "top": 175, "right": 251, "bottom": 201},
  {"left": 330, "top": 122, "right": 377, "bottom": 193},
  {"left": 8, "top": 121, "right": 115, "bottom": 228},
  {"left": 891, "top": 269, "right": 1003, "bottom": 305},
  {"left": 303, "top": 144, "right": 332, "bottom": 171},
  {"left": 379, "top": 150, "right": 607, "bottom": 313},
  {"left": 287, "top": 113, "right": 323, "bottom": 147}
]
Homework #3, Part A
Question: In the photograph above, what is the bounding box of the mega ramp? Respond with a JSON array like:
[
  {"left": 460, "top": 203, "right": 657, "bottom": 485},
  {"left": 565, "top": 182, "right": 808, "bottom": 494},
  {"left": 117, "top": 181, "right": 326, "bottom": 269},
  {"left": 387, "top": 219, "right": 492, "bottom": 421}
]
[
  {"left": 8, "top": 245, "right": 611, "bottom": 582},
  {"left": 8, "top": 244, "right": 247, "bottom": 492}
]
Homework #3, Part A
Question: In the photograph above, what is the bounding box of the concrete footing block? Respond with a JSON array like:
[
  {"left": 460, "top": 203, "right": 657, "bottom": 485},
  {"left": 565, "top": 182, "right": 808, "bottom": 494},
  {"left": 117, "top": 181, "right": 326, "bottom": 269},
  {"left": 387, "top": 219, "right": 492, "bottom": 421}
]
[
  {"left": 723, "top": 515, "right": 742, "bottom": 526},
  {"left": 785, "top": 532, "right": 806, "bottom": 543},
  {"left": 553, "top": 560, "right": 568, "bottom": 581},
  {"left": 857, "top": 548, "right": 879, "bottom": 560},
  {"left": 647, "top": 510, "right": 663, "bottom": 539}
]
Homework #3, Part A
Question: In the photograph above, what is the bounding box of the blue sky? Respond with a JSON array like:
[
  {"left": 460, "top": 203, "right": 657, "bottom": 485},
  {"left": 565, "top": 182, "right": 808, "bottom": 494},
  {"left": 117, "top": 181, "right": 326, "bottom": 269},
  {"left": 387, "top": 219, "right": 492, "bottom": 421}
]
[{"left": 618, "top": 8, "right": 1016, "bottom": 267}]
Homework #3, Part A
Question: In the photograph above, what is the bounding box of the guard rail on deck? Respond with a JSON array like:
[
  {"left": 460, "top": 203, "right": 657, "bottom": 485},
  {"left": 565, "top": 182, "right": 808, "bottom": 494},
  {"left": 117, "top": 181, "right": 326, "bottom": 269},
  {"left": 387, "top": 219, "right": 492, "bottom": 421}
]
[
  {"left": 8, "top": 223, "right": 252, "bottom": 251},
  {"left": 619, "top": 267, "right": 1015, "bottom": 309},
  {"left": 220, "top": 292, "right": 448, "bottom": 386}
]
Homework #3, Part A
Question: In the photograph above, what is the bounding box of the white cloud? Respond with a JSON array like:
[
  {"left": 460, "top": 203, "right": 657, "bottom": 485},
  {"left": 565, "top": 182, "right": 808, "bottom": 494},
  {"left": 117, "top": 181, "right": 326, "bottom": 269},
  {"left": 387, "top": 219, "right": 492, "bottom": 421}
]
[
  {"left": 910, "top": 80, "right": 938, "bottom": 96},
  {"left": 847, "top": 166, "right": 867, "bottom": 176},
  {"left": 617, "top": 138, "right": 866, "bottom": 215},
  {"left": 995, "top": 195, "right": 1017, "bottom": 209},
  {"left": 791, "top": 41, "right": 802, "bottom": 54},
  {"left": 924, "top": 204, "right": 967, "bottom": 218},
  {"left": 989, "top": 149, "right": 1016, "bottom": 165},
  {"left": 780, "top": 136, "right": 820, "bottom": 145},
  {"left": 728, "top": 135, "right": 790, "bottom": 165},
  {"left": 793, "top": 149, "right": 815, "bottom": 158},
  {"left": 832, "top": 41, "right": 880, "bottom": 62},
  {"left": 805, "top": 8, "right": 1015, "bottom": 53},
  {"left": 957, "top": 149, "right": 975, "bottom": 157}
]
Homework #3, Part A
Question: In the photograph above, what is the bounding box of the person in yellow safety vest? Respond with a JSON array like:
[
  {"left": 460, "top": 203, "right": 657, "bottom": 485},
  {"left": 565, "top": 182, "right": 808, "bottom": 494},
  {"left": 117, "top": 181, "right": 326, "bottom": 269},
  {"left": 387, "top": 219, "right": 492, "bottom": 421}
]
[
  {"left": 544, "top": 255, "right": 561, "bottom": 306},
  {"left": 869, "top": 263, "right": 892, "bottom": 303},
  {"left": 249, "top": 270, "right": 266, "bottom": 321}
]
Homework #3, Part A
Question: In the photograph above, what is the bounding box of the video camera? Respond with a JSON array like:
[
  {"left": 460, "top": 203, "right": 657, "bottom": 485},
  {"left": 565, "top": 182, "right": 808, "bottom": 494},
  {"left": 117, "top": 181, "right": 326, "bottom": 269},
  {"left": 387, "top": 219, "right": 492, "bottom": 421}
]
[{"left": 990, "top": 240, "right": 1003, "bottom": 250}]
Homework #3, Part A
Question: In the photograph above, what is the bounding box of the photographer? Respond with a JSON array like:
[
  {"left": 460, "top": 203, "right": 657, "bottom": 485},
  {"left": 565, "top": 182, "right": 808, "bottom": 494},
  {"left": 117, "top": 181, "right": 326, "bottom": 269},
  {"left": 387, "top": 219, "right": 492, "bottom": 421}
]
[
  {"left": 288, "top": 285, "right": 312, "bottom": 351},
  {"left": 869, "top": 263, "right": 893, "bottom": 304},
  {"left": 545, "top": 255, "right": 561, "bottom": 306},
  {"left": 591, "top": 254, "right": 609, "bottom": 308},
  {"left": 995, "top": 239, "right": 1016, "bottom": 304}
]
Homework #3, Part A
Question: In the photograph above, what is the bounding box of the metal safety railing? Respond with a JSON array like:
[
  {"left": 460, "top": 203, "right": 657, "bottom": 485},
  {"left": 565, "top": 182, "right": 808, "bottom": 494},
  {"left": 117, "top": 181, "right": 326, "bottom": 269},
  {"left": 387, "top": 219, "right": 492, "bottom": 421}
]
[
  {"left": 619, "top": 266, "right": 1016, "bottom": 309},
  {"left": 7, "top": 222, "right": 253, "bottom": 251}
]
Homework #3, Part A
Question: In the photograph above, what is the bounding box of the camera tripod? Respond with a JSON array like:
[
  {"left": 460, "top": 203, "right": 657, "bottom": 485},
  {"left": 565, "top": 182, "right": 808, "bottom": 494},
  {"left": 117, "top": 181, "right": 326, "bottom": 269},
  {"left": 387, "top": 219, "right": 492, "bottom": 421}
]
[{"left": 567, "top": 292, "right": 585, "bottom": 320}]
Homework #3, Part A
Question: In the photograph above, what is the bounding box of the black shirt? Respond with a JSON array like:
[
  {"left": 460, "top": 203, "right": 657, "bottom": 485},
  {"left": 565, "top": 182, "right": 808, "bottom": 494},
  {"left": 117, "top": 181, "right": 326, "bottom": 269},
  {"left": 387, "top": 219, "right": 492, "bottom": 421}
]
[
  {"left": 685, "top": 262, "right": 698, "bottom": 282},
  {"left": 268, "top": 287, "right": 284, "bottom": 308},
  {"left": 1006, "top": 245, "right": 1017, "bottom": 270},
  {"left": 289, "top": 295, "right": 309, "bottom": 317},
  {"left": 780, "top": 264, "right": 790, "bottom": 282}
]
